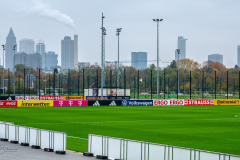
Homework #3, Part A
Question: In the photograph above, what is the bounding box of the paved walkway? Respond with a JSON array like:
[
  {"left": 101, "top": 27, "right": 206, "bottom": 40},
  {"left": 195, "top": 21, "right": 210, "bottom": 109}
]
[{"left": 0, "top": 141, "right": 95, "bottom": 160}]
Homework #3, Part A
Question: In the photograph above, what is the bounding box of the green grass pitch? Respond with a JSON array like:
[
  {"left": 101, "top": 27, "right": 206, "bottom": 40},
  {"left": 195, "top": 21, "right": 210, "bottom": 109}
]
[{"left": 0, "top": 105, "right": 240, "bottom": 155}]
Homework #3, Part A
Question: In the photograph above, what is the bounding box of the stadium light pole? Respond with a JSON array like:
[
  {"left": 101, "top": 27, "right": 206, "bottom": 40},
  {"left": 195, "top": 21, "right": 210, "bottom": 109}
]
[
  {"left": 2, "top": 45, "right": 5, "bottom": 95},
  {"left": 153, "top": 18, "right": 163, "bottom": 100},
  {"left": 44, "top": 52, "right": 47, "bottom": 95},
  {"left": 176, "top": 49, "right": 180, "bottom": 95},
  {"left": 13, "top": 45, "right": 17, "bottom": 95},
  {"left": 101, "top": 13, "right": 105, "bottom": 100},
  {"left": 116, "top": 28, "right": 122, "bottom": 88}
]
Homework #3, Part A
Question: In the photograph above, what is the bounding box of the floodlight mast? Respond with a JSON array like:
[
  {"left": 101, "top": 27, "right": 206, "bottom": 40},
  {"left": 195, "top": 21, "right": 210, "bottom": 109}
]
[
  {"left": 152, "top": 18, "right": 163, "bottom": 100},
  {"left": 101, "top": 13, "right": 106, "bottom": 100},
  {"left": 116, "top": 28, "right": 122, "bottom": 88},
  {"left": 2, "top": 45, "right": 5, "bottom": 95},
  {"left": 13, "top": 45, "right": 17, "bottom": 95},
  {"left": 176, "top": 49, "right": 180, "bottom": 95}
]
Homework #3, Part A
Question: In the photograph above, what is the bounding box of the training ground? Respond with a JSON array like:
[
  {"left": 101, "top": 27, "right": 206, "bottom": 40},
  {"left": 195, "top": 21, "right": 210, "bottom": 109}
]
[{"left": 0, "top": 105, "right": 239, "bottom": 155}]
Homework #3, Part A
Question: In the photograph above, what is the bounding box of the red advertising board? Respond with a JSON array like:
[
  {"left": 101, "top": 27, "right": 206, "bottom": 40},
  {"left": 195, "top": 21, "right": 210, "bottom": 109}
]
[
  {"left": 16, "top": 96, "right": 63, "bottom": 100},
  {"left": 184, "top": 99, "right": 214, "bottom": 105},
  {"left": 154, "top": 100, "right": 184, "bottom": 106},
  {"left": 40, "top": 96, "right": 63, "bottom": 100},
  {"left": 0, "top": 101, "right": 17, "bottom": 107},
  {"left": 54, "top": 100, "right": 88, "bottom": 107}
]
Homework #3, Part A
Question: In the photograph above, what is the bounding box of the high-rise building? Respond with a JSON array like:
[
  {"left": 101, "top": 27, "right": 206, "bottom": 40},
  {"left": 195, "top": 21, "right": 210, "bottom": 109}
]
[
  {"left": 19, "top": 38, "right": 35, "bottom": 54},
  {"left": 131, "top": 52, "right": 147, "bottom": 70},
  {"left": 74, "top": 35, "right": 78, "bottom": 69},
  {"left": 15, "top": 52, "right": 42, "bottom": 69},
  {"left": 175, "top": 36, "right": 187, "bottom": 61},
  {"left": 5, "top": 28, "right": 17, "bottom": 70},
  {"left": 36, "top": 40, "right": 45, "bottom": 68},
  {"left": 61, "top": 36, "right": 75, "bottom": 70},
  {"left": 208, "top": 54, "right": 223, "bottom": 64},
  {"left": 46, "top": 51, "right": 58, "bottom": 69},
  {"left": 237, "top": 46, "right": 240, "bottom": 66}
]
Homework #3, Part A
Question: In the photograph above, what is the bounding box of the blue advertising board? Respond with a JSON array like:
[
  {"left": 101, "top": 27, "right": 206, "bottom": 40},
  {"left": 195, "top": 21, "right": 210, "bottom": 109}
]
[
  {"left": 86, "top": 96, "right": 109, "bottom": 100},
  {"left": 121, "top": 100, "right": 153, "bottom": 106}
]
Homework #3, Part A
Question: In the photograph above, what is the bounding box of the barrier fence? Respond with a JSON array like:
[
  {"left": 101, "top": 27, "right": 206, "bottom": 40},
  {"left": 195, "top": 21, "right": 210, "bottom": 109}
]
[
  {"left": 0, "top": 121, "right": 66, "bottom": 154},
  {"left": 88, "top": 134, "right": 240, "bottom": 160}
]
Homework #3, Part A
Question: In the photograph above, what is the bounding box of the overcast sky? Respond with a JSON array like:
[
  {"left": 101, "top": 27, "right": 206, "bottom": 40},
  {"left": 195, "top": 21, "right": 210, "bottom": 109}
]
[{"left": 0, "top": 0, "right": 240, "bottom": 68}]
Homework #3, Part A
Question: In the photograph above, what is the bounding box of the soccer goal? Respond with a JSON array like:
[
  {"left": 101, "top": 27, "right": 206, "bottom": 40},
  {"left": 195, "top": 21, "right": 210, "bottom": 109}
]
[{"left": 45, "top": 88, "right": 64, "bottom": 96}]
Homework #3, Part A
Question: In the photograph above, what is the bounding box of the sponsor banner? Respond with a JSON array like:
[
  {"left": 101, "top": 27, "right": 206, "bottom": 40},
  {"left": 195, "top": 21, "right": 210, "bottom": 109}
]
[
  {"left": 154, "top": 100, "right": 184, "bottom": 106},
  {"left": 109, "top": 96, "right": 130, "bottom": 100},
  {"left": 214, "top": 99, "right": 240, "bottom": 105},
  {"left": 0, "top": 96, "right": 16, "bottom": 100},
  {"left": 40, "top": 96, "right": 63, "bottom": 100},
  {"left": 0, "top": 101, "right": 17, "bottom": 107},
  {"left": 184, "top": 99, "right": 214, "bottom": 105},
  {"left": 88, "top": 100, "right": 121, "bottom": 106},
  {"left": 16, "top": 96, "right": 39, "bottom": 100},
  {"left": 121, "top": 100, "right": 153, "bottom": 106},
  {"left": 54, "top": 100, "right": 88, "bottom": 107},
  {"left": 17, "top": 101, "right": 53, "bottom": 107},
  {"left": 63, "top": 96, "right": 85, "bottom": 100},
  {"left": 86, "top": 96, "right": 109, "bottom": 100}
]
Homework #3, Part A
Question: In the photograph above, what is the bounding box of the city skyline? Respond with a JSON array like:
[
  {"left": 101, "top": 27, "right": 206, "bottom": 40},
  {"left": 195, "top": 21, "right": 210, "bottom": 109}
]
[{"left": 0, "top": 0, "right": 240, "bottom": 69}]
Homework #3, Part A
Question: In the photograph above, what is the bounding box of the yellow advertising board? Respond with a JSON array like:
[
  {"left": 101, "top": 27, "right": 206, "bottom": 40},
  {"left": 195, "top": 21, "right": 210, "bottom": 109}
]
[
  {"left": 18, "top": 101, "right": 53, "bottom": 107},
  {"left": 63, "top": 96, "right": 85, "bottom": 100},
  {"left": 214, "top": 99, "right": 240, "bottom": 105}
]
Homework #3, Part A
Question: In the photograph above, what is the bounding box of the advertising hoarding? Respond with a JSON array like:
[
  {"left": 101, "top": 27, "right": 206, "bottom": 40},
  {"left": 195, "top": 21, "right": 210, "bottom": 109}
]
[
  {"left": 88, "top": 100, "right": 121, "bottom": 106},
  {"left": 54, "top": 100, "right": 88, "bottom": 107},
  {"left": 0, "top": 101, "right": 17, "bottom": 107},
  {"left": 63, "top": 96, "right": 85, "bottom": 100},
  {"left": 121, "top": 100, "right": 153, "bottom": 106},
  {"left": 214, "top": 99, "right": 240, "bottom": 105},
  {"left": 153, "top": 100, "right": 184, "bottom": 106},
  {"left": 0, "top": 96, "right": 16, "bottom": 100},
  {"left": 17, "top": 101, "right": 53, "bottom": 107},
  {"left": 184, "top": 99, "right": 214, "bottom": 105},
  {"left": 86, "top": 96, "right": 109, "bottom": 100}
]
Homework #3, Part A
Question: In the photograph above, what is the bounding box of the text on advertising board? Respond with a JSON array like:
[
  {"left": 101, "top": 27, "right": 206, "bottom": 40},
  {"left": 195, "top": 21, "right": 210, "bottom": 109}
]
[
  {"left": 184, "top": 99, "right": 214, "bottom": 105},
  {"left": 16, "top": 96, "right": 64, "bottom": 100},
  {"left": 214, "top": 100, "right": 240, "bottom": 105},
  {"left": 63, "top": 96, "right": 85, "bottom": 100},
  {"left": 54, "top": 100, "right": 88, "bottom": 107},
  {"left": 154, "top": 100, "right": 184, "bottom": 106},
  {"left": 86, "top": 96, "right": 109, "bottom": 100},
  {"left": 18, "top": 101, "right": 53, "bottom": 107},
  {"left": 121, "top": 100, "right": 153, "bottom": 106},
  {"left": 0, "top": 101, "right": 17, "bottom": 107}
]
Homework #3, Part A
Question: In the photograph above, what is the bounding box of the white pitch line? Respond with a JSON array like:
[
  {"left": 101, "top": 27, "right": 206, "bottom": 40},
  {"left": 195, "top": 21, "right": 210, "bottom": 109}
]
[
  {"left": 18, "top": 117, "right": 239, "bottom": 126},
  {"left": 67, "top": 136, "right": 88, "bottom": 140}
]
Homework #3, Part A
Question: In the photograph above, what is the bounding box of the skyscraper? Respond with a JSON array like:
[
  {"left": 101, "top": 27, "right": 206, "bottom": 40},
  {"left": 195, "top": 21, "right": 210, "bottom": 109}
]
[
  {"left": 131, "top": 52, "right": 147, "bottom": 70},
  {"left": 61, "top": 36, "right": 75, "bottom": 70},
  {"left": 5, "top": 28, "right": 17, "bottom": 70},
  {"left": 238, "top": 46, "right": 240, "bottom": 66},
  {"left": 36, "top": 40, "right": 46, "bottom": 68},
  {"left": 208, "top": 54, "right": 223, "bottom": 64},
  {"left": 19, "top": 38, "right": 35, "bottom": 54},
  {"left": 175, "top": 36, "right": 187, "bottom": 61},
  {"left": 74, "top": 35, "right": 78, "bottom": 69},
  {"left": 46, "top": 51, "right": 58, "bottom": 69},
  {"left": 15, "top": 51, "right": 42, "bottom": 69}
]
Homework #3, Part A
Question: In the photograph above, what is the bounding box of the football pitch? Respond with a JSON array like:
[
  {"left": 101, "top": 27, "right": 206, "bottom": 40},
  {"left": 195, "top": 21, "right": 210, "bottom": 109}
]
[{"left": 0, "top": 105, "right": 240, "bottom": 155}]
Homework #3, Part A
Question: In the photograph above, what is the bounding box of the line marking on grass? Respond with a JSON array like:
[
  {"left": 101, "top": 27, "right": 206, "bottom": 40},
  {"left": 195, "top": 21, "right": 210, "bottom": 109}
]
[
  {"left": 67, "top": 136, "right": 88, "bottom": 140},
  {"left": 18, "top": 117, "right": 239, "bottom": 126}
]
